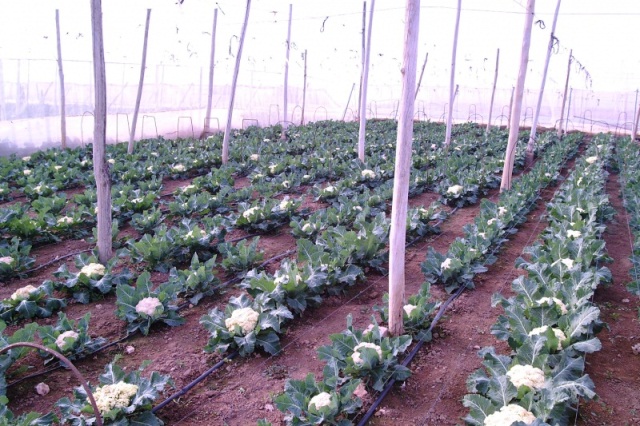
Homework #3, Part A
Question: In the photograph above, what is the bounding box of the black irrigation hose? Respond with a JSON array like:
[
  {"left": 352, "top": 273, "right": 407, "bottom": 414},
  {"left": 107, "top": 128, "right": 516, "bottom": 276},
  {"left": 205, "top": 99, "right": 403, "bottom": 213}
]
[
  {"left": 23, "top": 249, "right": 92, "bottom": 275},
  {"left": 151, "top": 350, "right": 239, "bottom": 413},
  {"left": 356, "top": 285, "right": 466, "bottom": 426}
]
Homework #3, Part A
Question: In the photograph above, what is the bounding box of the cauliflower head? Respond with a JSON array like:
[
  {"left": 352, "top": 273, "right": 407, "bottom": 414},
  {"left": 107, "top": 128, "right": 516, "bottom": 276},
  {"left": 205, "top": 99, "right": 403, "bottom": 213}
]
[
  {"left": 225, "top": 307, "right": 260, "bottom": 335},
  {"left": 55, "top": 330, "right": 80, "bottom": 351},
  {"left": 135, "top": 297, "right": 164, "bottom": 317},
  {"left": 507, "top": 364, "right": 546, "bottom": 390},
  {"left": 10, "top": 285, "right": 38, "bottom": 301},
  {"left": 93, "top": 382, "right": 139, "bottom": 414},
  {"left": 351, "top": 342, "right": 383, "bottom": 365},
  {"left": 308, "top": 392, "right": 332, "bottom": 410},
  {"left": 483, "top": 404, "right": 536, "bottom": 426}
]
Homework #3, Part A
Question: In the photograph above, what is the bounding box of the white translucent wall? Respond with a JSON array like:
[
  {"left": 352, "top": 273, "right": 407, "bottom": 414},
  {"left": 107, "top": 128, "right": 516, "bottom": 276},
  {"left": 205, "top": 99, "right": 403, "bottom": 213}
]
[{"left": 1, "top": 0, "right": 639, "bottom": 155}]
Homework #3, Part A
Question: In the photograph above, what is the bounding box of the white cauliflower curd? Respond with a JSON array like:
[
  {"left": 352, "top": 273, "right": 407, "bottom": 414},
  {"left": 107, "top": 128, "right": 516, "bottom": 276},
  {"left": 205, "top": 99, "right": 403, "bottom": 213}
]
[
  {"left": 528, "top": 326, "right": 566, "bottom": 350},
  {"left": 483, "top": 404, "right": 536, "bottom": 426},
  {"left": 55, "top": 330, "right": 79, "bottom": 351},
  {"left": 361, "top": 169, "right": 376, "bottom": 179},
  {"left": 80, "top": 263, "right": 106, "bottom": 279},
  {"left": 536, "top": 297, "right": 568, "bottom": 315},
  {"left": 498, "top": 207, "right": 507, "bottom": 216},
  {"left": 250, "top": 154, "right": 259, "bottom": 161},
  {"left": 93, "top": 382, "right": 139, "bottom": 414},
  {"left": 308, "top": 392, "right": 332, "bottom": 410},
  {"left": 351, "top": 342, "right": 383, "bottom": 365},
  {"left": 403, "top": 304, "right": 418, "bottom": 316},
  {"left": 567, "top": 230, "right": 581, "bottom": 239},
  {"left": 242, "top": 206, "right": 260, "bottom": 219},
  {"left": 441, "top": 258, "right": 453, "bottom": 271},
  {"left": 135, "top": 297, "right": 163, "bottom": 317},
  {"left": 560, "top": 258, "right": 574, "bottom": 269},
  {"left": 172, "top": 164, "right": 185, "bottom": 172},
  {"left": 446, "top": 184, "right": 463, "bottom": 195},
  {"left": 57, "top": 216, "right": 74, "bottom": 225},
  {"left": 506, "top": 364, "right": 546, "bottom": 390},
  {"left": 585, "top": 156, "right": 598, "bottom": 164},
  {"left": 225, "top": 307, "right": 259, "bottom": 335},
  {"left": 23, "top": 169, "right": 31, "bottom": 176},
  {"left": 10, "top": 285, "right": 38, "bottom": 301},
  {"left": 0, "top": 256, "right": 14, "bottom": 265}
]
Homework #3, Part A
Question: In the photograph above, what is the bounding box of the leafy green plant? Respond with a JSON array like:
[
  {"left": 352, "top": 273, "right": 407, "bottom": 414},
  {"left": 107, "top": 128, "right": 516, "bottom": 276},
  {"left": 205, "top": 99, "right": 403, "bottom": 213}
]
[
  {"left": 168, "top": 253, "right": 220, "bottom": 305},
  {"left": 273, "top": 374, "right": 362, "bottom": 426},
  {"left": 317, "top": 315, "right": 412, "bottom": 392},
  {"left": 49, "top": 253, "right": 134, "bottom": 303},
  {"left": 56, "top": 359, "right": 173, "bottom": 425},
  {"left": 217, "top": 237, "right": 265, "bottom": 277},
  {"left": 115, "top": 272, "right": 185, "bottom": 335},
  {"left": 241, "top": 259, "right": 326, "bottom": 316},
  {"left": 0, "top": 282, "right": 65, "bottom": 324},
  {"left": 200, "top": 293, "right": 292, "bottom": 356},
  {"left": 0, "top": 321, "right": 39, "bottom": 397},
  {"left": 38, "top": 312, "right": 107, "bottom": 363},
  {"left": 0, "top": 237, "right": 35, "bottom": 281},
  {"left": 374, "top": 283, "right": 440, "bottom": 342},
  {"left": 0, "top": 401, "right": 57, "bottom": 426},
  {"left": 131, "top": 207, "right": 165, "bottom": 235}
]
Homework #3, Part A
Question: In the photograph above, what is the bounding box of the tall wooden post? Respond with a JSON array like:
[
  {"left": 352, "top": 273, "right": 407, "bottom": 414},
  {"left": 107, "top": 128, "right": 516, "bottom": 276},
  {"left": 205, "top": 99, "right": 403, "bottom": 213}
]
[
  {"left": 506, "top": 86, "right": 515, "bottom": 130},
  {"left": 358, "top": 1, "right": 366, "bottom": 120},
  {"left": 563, "top": 87, "right": 573, "bottom": 135},
  {"left": 90, "top": 0, "right": 113, "bottom": 263},
  {"left": 527, "top": 0, "right": 561, "bottom": 165},
  {"left": 500, "top": 0, "right": 535, "bottom": 192},
  {"left": 281, "top": 4, "right": 293, "bottom": 140},
  {"left": 444, "top": 0, "right": 461, "bottom": 146},
  {"left": 301, "top": 49, "right": 307, "bottom": 125},
  {"left": 632, "top": 90, "right": 640, "bottom": 142},
  {"left": 389, "top": 0, "right": 420, "bottom": 337},
  {"left": 55, "top": 10, "right": 67, "bottom": 149},
  {"left": 222, "top": 0, "right": 251, "bottom": 164},
  {"left": 128, "top": 8, "right": 151, "bottom": 154},
  {"left": 486, "top": 48, "right": 500, "bottom": 134},
  {"left": 557, "top": 49, "right": 572, "bottom": 138},
  {"left": 358, "top": 0, "right": 375, "bottom": 162},
  {"left": 414, "top": 52, "right": 428, "bottom": 100},
  {"left": 201, "top": 8, "right": 218, "bottom": 138}
]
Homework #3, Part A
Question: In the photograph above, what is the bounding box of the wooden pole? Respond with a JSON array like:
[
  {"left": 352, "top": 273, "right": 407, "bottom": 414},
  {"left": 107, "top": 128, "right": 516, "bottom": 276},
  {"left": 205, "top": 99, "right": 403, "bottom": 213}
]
[
  {"left": 281, "top": 4, "right": 293, "bottom": 140},
  {"left": 0, "top": 60, "right": 4, "bottom": 121},
  {"left": 90, "top": 0, "right": 113, "bottom": 263},
  {"left": 506, "top": 86, "right": 515, "bottom": 130},
  {"left": 444, "top": 0, "right": 461, "bottom": 146},
  {"left": 222, "top": 0, "right": 251, "bottom": 164},
  {"left": 128, "top": 8, "right": 151, "bottom": 154},
  {"left": 389, "top": 0, "right": 420, "bottom": 337},
  {"left": 55, "top": 10, "right": 67, "bottom": 149},
  {"left": 632, "top": 90, "right": 640, "bottom": 142},
  {"left": 486, "top": 48, "right": 500, "bottom": 134},
  {"left": 527, "top": 0, "right": 561, "bottom": 165},
  {"left": 557, "top": 49, "right": 572, "bottom": 138},
  {"left": 343, "top": 83, "right": 356, "bottom": 121},
  {"left": 500, "top": 0, "right": 535, "bottom": 192},
  {"left": 564, "top": 87, "right": 573, "bottom": 135},
  {"left": 301, "top": 49, "right": 307, "bottom": 125},
  {"left": 414, "top": 52, "right": 428, "bottom": 101},
  {"left": 201, "top": 8, "right": 218, "bottom": 139},
  {"left": 358, "top": 0, "right": 375, "bottom": 162},
  {"left": 358, "top": 1, "right": 366, "bottom": 120}
]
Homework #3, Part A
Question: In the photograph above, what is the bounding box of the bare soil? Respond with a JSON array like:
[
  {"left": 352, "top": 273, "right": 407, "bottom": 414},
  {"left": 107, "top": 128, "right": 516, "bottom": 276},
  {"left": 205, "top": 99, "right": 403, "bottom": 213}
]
[{"left": 2, "top": 154, "right": 638, "bottom": 426}]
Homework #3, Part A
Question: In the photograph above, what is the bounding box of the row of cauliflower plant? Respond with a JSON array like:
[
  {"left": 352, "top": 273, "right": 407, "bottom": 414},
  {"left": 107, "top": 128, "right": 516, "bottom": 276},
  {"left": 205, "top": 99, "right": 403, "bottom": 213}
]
[
  {"left": 421, "top": 131, "right": 581, "bottom": 294},
  {"left": 614, "top": 136, "right": 640, "bottom": 297},
  {"left": 255, "top": 285, "right": 440, "bottom": 426},
  {"left": 463, "top": 136, "right": 616, "bottom": 425}
]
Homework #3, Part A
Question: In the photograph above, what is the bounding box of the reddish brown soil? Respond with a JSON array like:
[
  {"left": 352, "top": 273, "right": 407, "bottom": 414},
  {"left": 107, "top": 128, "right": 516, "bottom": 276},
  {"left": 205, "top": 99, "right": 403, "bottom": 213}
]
[{"left": 2, "top": 155, "right": 638, "bottom": 426}]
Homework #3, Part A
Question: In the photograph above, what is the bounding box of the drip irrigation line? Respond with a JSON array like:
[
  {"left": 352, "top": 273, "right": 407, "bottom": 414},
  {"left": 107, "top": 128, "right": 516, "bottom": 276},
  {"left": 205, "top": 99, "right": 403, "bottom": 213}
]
[
  {"left": 356, "top": 285, "right": 466, "bottom": 426},
  {"left": 152, "top": 350, "right": 239, "bottom": 413},
  {"left": 7, "top": 332, "right": 135, "bottom": 388},
  {"left": 24, "top": 248, "right": 92, "bottom": 275}
]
